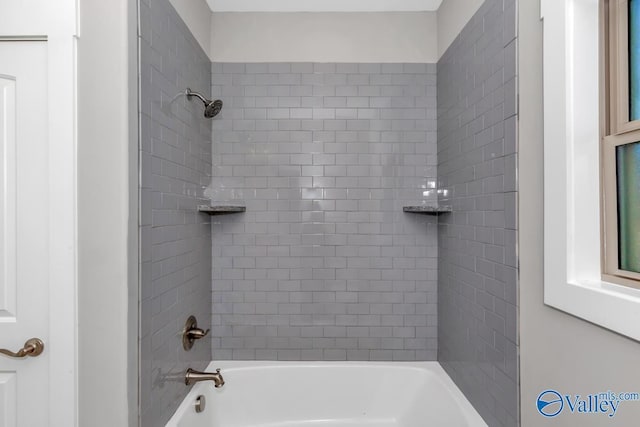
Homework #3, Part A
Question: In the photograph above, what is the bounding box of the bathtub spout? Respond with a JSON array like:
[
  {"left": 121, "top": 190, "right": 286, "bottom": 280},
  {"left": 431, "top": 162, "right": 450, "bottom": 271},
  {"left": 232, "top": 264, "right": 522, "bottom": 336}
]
[{"left": 185, "top": 368, "right": 225, "bottom": 388}]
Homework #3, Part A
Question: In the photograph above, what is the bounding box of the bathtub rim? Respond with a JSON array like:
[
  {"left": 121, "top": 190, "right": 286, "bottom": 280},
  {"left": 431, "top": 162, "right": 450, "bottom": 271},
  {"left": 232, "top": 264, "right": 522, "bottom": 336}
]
[{"left": 165, "top": 360, "right": 488, "bottom": 427}]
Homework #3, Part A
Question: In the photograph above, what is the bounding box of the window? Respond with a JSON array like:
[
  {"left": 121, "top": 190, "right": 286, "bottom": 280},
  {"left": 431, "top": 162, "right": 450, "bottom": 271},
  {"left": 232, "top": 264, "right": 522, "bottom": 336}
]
[
  {"left": 542, "top": 0, "right": 640, "bottom": 342},
  {"left": 603, "top": 0, "right": 640, "bottom": 289}
]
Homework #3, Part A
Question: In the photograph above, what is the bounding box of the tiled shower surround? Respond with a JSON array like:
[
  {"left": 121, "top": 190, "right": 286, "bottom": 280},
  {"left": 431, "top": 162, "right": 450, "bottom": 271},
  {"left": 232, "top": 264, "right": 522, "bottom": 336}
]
[
  {"left": 209, "top": 63, "right": 440, "bottom": 361},
  {"left": 138, "top": 0, "right": 213, "bottom": 425},
  {"left": 137, "top": 0, "right": 520, "bottom": 424},
  {"left": 437, "top": 0, "right": 519, "bottom": 426}
]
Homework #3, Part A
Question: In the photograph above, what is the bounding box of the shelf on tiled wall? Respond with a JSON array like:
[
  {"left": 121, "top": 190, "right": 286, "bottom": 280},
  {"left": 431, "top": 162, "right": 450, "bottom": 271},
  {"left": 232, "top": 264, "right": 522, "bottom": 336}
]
[
  {"left": 403, "top": 206, "right": 452, "bottom": 214},
  {"left": 197, "top": 205, "right": 247, "bottom": 215}
]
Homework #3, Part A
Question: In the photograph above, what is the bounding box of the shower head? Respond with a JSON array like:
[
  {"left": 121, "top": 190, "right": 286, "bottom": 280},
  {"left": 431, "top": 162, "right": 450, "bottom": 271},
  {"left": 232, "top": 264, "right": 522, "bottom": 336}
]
[
  {"left": 204, "top": 99, "right": 223, "bottom": 118},
  {"left": 185, "top": 88, "right": 223, "bottom": 118}
]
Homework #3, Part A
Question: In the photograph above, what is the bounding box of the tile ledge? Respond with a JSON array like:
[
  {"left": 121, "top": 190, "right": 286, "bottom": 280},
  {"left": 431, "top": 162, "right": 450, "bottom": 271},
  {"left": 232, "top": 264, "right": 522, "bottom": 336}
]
[
  {"left": 403, "top": 206, "right": 453, "bottom": 214},
  {"left": 197, "top": 205, "right": 247, "bottom": 215}
]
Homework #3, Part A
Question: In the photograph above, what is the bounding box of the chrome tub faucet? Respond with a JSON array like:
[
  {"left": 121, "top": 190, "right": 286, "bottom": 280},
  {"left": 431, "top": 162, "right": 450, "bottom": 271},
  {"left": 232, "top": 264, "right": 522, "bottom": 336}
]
[{"left": 185, "top": 368, "right": 225, "bottom": 388}]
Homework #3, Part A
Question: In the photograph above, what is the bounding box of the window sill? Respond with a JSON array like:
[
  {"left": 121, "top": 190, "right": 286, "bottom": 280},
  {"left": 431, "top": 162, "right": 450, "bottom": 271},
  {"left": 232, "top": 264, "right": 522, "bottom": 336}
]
[{"left": 545, "top": 278, "right": 640, "bottom": 341}]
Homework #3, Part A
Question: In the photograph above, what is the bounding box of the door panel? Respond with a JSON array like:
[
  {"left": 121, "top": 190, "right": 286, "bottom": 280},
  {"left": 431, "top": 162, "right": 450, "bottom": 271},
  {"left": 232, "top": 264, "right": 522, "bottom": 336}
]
[
  {"left": 0, "top": 75, "right": 17, "bottom": 321},
  {"left": 0, "top": 373, "right": 17, "bottom": 427},
  {"left": 0, "top": 42, "right": 49, "bottom": 427}
]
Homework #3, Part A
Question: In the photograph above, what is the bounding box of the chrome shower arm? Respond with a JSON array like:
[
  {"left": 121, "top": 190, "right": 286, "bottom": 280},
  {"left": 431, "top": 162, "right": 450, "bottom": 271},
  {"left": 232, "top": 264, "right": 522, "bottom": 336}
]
[
  {"left": 185, "top": 87, "right": 223, "bottom": 118},
  {"left": 185, "top": 88, "right": 208, "bottom": 105}
]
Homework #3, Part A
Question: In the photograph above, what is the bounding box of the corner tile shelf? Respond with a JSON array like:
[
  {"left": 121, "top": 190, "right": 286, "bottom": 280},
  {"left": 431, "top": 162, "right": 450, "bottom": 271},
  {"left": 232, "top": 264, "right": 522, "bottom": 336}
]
[
  {"left": 197, "top": 205, "right": 246, "bottom": 215},
  {"left": 403, "top": 206, "right": 453, "bottom": 215}
]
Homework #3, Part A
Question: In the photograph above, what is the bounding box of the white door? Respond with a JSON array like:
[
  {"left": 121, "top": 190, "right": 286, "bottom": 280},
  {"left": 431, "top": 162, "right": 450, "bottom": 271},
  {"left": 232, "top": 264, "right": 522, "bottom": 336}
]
[{"left": 0, "top": 41, "right": 50, "bottom": 427}]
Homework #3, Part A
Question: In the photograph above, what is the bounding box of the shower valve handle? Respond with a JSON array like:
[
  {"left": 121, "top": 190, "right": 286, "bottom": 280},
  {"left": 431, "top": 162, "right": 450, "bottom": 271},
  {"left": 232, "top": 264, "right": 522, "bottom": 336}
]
[
  {"left": 187, "top": 327, "right": 210, "bottom": 340},
  {"left": 182, "top": 315, "right": 210, "bottom": 351}
]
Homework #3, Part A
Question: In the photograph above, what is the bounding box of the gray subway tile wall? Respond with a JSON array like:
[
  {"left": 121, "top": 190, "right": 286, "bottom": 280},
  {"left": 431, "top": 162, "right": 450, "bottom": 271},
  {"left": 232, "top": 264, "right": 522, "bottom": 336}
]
[
  {"left": 437, "top": 0, "right": 519, "bottom": 426},
  {"left": 209, "top": 63, "right": 439, "bottom": 361},
  {"left": 139, "top": 0, "right": 213, "bottom": 425}
]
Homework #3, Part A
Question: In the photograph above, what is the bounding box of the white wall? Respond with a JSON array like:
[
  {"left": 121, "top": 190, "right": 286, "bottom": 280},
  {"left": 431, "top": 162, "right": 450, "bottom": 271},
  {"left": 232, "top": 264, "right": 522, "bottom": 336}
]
[
  {"left": 169, "top": 0, "right": 212, "bottom": 57},
  {"left": 210, "top": 12, "right": 438, "bottom": 63},
  {"left": 519, "top": 1, "right": 640, "bottom": 426},
  {"left": 436, "top": 0, "right": 483, "bottom": 58},
  {"left": 207, "top": 0, "right": 443, "bottom": 12},
  {"left": 77, "top": 0, "right": 138, "bottom": 425},
  {"left": 173, "top": 0, "right": 484, "bottom": 63}
]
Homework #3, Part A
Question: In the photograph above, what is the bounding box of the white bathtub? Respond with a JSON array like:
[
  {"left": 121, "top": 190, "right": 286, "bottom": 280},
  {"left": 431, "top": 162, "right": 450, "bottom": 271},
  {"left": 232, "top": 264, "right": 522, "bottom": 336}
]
[{"left": 166, "top": 361, "right": 487, "bottom": 427}]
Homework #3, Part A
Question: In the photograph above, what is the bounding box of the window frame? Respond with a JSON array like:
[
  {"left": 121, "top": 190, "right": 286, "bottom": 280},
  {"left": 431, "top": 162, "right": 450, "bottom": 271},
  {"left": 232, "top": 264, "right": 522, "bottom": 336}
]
[
  {"left": 542, "top": 0, "right": 640, "bottom": 343},
  {"left": 602, "top": 0, "right": 640, "bottom": 289}
]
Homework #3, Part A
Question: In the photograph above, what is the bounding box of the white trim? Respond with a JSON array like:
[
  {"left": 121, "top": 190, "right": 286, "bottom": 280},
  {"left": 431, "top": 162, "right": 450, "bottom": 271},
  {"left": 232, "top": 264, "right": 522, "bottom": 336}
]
[
  {"left": 206, "top": 0, "right": 443, "bottom": 12},
  {"left": 542, "top": 0, "right": 640, "bottom": 342}
]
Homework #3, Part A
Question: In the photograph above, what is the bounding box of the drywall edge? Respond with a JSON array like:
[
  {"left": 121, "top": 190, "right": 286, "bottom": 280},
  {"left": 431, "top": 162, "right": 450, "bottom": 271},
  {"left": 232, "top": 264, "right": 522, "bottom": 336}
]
[
  {"left": 77, "top": 0, "right": 138, "bottom": 425},
  {"left": 169, "top": 0, "right": 212, "bottom": 58},
  {"left": 436, "top": 0, "right": 484, "bottom": 58}
]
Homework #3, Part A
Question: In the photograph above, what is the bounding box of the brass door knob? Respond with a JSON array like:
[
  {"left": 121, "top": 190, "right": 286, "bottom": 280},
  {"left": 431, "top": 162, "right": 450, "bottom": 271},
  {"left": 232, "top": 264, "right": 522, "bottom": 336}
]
[{"left": 0, "top": 338, "right": 45, "bottom": 358}]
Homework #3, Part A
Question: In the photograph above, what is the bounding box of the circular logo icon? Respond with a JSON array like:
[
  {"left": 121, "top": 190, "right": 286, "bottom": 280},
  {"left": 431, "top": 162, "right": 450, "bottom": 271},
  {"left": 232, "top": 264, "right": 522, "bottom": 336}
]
[{"left": 537, "top": 390, "right": 564, "bottom": 418}]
